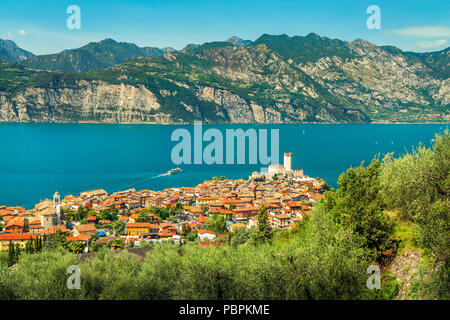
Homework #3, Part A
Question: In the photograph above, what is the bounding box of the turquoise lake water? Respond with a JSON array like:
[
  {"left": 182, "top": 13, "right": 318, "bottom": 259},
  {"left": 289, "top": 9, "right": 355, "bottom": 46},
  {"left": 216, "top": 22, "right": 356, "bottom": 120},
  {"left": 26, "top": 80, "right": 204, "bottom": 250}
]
[{"left": 0, "top": 123, "right": 447, "bottom": 209}]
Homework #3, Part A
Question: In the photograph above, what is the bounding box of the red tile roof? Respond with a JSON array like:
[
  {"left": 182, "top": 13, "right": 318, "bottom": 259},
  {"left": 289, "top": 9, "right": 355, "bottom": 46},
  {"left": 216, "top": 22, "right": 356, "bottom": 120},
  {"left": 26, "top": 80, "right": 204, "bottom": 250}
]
[
  {"left": 66, "top": 234, "right": 91, "bottom": 241},
  {"left": 0, "top": 233, "right": 36, "bottom": 241},
  {"left": 127, "top": 222, "right": 151, "bottom": 228}
]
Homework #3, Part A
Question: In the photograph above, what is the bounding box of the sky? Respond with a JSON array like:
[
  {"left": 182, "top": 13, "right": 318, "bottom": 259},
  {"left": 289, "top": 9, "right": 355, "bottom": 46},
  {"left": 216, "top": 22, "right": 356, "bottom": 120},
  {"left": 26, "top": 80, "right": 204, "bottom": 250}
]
[{"left": 0, "top": 0, "right": 449, "bottom": 55}]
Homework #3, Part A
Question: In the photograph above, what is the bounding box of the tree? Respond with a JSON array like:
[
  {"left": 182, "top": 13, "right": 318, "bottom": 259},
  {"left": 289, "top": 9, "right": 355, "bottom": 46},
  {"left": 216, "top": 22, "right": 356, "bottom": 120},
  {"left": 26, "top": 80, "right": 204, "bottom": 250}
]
[
  {"left": 228, "top": 227, "right": 256, "bottom": 247},
  {"left": 169, "top": 203, "right": 183, "bottom": 216},
  {"left": 136, "top": 213, "right": 151, "bottom": 222},
  {"left": 113, "top": 220, "right": 126, "bottom": 236},
  {"left": 200, "top": 206, "right": 209, "bottom": 214},
  {"left": 99, "top": 210, "right": 118, "bottom": 221},
  {"left": 68, "top": 241, "right": 84, "bottom": 254},
  {"left": 182, "top": 224, "right": 192, "bottom": 237},
  {"left": 23, "top": 218, "right": 29, "bottom": 233},
  {"left": 14, "top": 243, "right": 21, "bottom": 264},
  {"left": 250, "top": 207, "right": 272, "bottom": 245},
  {"left": 25, "top": 239, "right": 34, "bottom": 254},
  {"left": 323, "top": 159, "right": 392, "bottom": 260},
  {"left": 110, "top": 238, "right": 124, "bottom": 250},
  {"left": 214, "top": 215, "right": 227, "bottom": 234},
  {"left": 7, "top": 241, "right": 15, "bottom": 267},
  {"left": 186, "top": 230, "right": 198, "bottom": 242},
  {"left": 46, "top": 230, "right": 67, "bottom": 249},
  {"left": 34, "top": 235, "right": 43, "bottom": 252}
]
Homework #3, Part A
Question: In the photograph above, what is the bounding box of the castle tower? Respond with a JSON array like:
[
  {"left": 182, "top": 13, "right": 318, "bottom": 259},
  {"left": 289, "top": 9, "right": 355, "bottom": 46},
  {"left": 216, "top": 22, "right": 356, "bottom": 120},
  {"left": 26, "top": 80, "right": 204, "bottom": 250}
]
[
  {"left": 284, "top": 152, "right": 292, "bottom": 171},
  {"left": 53, "top": 191, "right": 61, "bottom": 225}
]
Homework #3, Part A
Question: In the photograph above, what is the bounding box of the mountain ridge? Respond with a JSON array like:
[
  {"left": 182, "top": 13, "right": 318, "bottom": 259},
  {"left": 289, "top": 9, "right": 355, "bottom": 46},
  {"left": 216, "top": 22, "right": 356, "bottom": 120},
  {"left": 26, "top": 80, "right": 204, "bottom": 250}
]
[
  {"left": 0, "top": 33, "right": 448, "bottom": 124},
  {"left": 0, "top": 39, "right": 35, "bottom": 63}
]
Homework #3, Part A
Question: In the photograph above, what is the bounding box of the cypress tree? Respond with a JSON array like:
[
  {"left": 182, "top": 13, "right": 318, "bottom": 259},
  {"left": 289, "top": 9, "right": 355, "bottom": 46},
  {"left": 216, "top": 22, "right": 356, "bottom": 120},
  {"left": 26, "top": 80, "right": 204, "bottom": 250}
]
[
  {"left": 34, "top": 236, "right": 39, "bottom": 252},
  {"left": 7, "top": 241, "right": 15, "bottom": 267},
  {"left": 14, "top": 242, "right": 21, "bottom": 264}
]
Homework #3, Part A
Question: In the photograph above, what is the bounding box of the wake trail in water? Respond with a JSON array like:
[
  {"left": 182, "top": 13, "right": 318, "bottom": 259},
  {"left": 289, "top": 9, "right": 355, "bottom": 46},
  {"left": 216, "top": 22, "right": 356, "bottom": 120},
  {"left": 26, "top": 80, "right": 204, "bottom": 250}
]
[{"left": 109, "top": 172, "right": 170, "bottom": 191}]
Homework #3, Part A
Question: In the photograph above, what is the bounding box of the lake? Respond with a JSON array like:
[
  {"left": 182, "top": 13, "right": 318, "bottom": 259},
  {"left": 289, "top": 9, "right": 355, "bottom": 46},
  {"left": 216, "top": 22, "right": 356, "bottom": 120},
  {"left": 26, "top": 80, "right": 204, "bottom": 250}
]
[{"left": 0, "top": 123, "right": 447, "bottom": 208}]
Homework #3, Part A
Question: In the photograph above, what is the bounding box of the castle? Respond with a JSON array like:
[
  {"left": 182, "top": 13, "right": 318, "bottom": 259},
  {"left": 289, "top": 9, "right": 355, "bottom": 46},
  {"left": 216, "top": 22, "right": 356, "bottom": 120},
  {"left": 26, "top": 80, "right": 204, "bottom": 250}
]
[{"left": 250, "top": 152, "right": 304, "bottom": 181}]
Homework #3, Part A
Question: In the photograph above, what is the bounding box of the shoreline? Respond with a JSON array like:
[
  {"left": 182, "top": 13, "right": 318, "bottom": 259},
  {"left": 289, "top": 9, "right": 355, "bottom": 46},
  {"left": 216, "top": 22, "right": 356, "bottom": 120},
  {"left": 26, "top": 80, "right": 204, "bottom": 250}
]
[{"left": 0, "top": 121, "right": 449, "bottom": 125}]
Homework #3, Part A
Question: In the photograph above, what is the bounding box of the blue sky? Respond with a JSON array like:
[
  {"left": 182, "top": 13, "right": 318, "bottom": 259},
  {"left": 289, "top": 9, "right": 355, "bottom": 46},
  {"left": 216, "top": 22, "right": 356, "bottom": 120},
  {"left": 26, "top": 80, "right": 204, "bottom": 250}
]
[{"left": 0, "top": 0, "right": 449, "bottom": 55}]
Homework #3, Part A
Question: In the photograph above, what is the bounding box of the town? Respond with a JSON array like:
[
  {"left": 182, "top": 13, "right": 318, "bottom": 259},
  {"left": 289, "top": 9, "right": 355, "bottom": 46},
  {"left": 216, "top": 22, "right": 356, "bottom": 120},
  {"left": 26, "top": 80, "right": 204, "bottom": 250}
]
[{"left": 0, "top": 153, "right": 326, "bottom": 253}]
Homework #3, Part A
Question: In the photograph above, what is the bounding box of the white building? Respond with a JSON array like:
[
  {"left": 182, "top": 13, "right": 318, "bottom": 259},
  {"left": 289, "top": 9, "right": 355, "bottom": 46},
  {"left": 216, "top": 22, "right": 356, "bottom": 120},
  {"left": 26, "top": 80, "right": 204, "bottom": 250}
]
[
  {"left": 250, "top": 152, "right": 304, "bottom": 181},
  {"left": 198, "top": 229, "right": 216, "bottom": 241}
]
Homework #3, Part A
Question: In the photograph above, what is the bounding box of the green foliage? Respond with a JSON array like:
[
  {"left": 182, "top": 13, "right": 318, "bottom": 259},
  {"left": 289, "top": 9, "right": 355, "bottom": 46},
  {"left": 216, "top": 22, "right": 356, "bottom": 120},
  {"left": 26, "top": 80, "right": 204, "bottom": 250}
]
[
  {"left": 68, "top": 241, "right": 84, "bottom": 254},
  {"left": 169, "top": 203, "right": 183, "bottom": 216},
  {"left": 228, "top": 227, "right": 257, "bottom": 248},
  {"left": 109, "top": 238, "right": 124, "bottom": 250},
  {"left": 249, "top": 207, "right": 273, "bottom": 245},
  {"left": 0, "top": 249, "right": 80, "bottom": 300},
  {"left": 252, "top": 33, "right": 354, "bottom": 64},
  {"left": 45, "top": 230, "right": 68, "bottom": 250},
  {"left": 80, "top": 250, "right": 143, "bottom": 299},
  {"left": 148, "top": 206, "right": 169, "bottom": 220},
  {"left": 7, "top": 241, "right": 16, "bottom": 267},
  {"left": 323, "top": 159, "right": 393, "bottom": 260},
  {"left": 203, "top": 215, "right": 227, "bottom": 234},
  {"left": 185, "top": 230, "right": 198, "bottom": 242},
  {"left": 200, "top": 206, "right": 209, "bottom": 213},
  {"left": 380, "top": 130, "right": 449, "bottom": 299},
  {"left": 98, "top": 210, "right": 118, "bottom": 221},
  {"left": 136, "top": 213, "right": 151, "bottom": 222},
  {"left": 370, "top": 271, "right": 400, "bottom": 300}
]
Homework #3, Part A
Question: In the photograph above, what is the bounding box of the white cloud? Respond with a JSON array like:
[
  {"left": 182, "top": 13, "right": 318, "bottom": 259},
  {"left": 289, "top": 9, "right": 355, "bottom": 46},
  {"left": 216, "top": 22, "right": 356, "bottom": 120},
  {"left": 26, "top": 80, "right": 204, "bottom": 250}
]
[
  {"left": 392, "top": 25, "right": 450, "bottom": 38},
  {"left": 18, "top": 29, "right": 26, "bottom": 36},
  {"left": 415, "top": 39, "right": 448, "bottom": 49}
]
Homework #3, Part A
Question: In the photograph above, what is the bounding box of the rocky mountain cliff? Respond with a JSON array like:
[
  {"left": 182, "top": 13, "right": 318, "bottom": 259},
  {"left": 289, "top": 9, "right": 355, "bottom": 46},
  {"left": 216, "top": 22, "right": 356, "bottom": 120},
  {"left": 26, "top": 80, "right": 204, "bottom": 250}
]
[
  {"left": 0, "top": 33, "right": 448, "bottom": 123},
  {"left": 0, "top": 39, "right": 34, "bottom": 63}
]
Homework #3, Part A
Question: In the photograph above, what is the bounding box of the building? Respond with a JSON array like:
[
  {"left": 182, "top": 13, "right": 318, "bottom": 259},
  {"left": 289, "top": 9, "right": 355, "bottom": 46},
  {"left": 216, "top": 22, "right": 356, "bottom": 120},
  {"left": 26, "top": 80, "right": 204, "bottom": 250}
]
[
  {"left": 283, "top": 152, "right": 292, "bottom": 171},
  {"left": 73, "top": 223, "right": 96, "bottom": 237},
  {"left": 127, "top": 222, "right": 151, "bottom": 236},
  {"left": 66, "top": 234, "right": 91, "bottom": 245},
  {"left": 250, "top": 152, "right": 304, "bottom": 181},
  {"left": 28, "top": 220, "right": 44, "bottom": 234},
  {"left": 196, "top": 196, "right": 219, "bottom": 206},
  {"left": 271, "top": 214, "right": 292, "bottom": 230},
  {"left": 34, "top": 192, "right": 63, "bottom": 230},
  {"left": 0, "top": 233, "right": 36, "bottom": 251},
  {"left": 4, "top": 218, "right": 25, "bottom": 234},
  {"left": 126, "top": 222, "right": 161, "bottom": 237},
  {"left": 232, "top": 206, "right": 259, "bottom": 221},
  {"left": 197, "top": 229, "right": 216, "bottom": 241},
  {"left": 80, "top": 189, "right": 108, "bottom": 199}
]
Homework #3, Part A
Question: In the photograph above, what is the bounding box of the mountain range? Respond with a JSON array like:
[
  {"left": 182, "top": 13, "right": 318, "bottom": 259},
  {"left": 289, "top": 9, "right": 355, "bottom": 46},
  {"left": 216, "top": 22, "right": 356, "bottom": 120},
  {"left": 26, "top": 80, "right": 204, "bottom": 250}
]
[{"left": 0, "top": 33, "right": 448, "bottom": 123}]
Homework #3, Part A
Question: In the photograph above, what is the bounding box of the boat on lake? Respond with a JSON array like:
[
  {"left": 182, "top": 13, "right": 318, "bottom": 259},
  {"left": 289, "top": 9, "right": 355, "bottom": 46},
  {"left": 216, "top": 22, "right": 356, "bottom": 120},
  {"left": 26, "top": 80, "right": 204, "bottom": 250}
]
[{"left": 167, "top": 167, "right": 183, "bottom": 175}]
